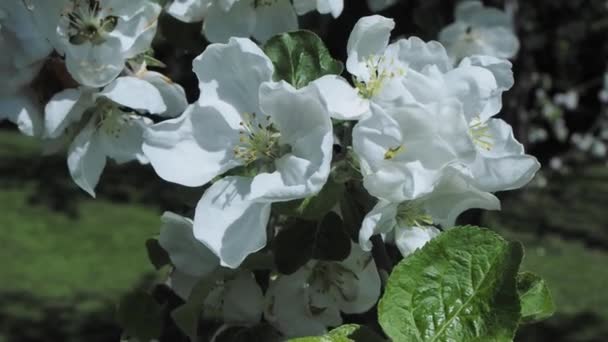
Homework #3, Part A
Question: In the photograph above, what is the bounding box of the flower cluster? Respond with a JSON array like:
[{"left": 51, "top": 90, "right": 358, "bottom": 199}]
[{"left": 1, "top": 1, "right": 539, "bottom": 339}]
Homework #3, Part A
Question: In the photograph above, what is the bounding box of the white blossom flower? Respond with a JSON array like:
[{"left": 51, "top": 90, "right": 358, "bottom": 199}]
[
  {"left": 50, "top": 0, "right": 161, "bottom": 87},
  {"left": 359, "top": 167, "right": 500, "bottom": 257},
  {"left": 293, "top": 0, "right": 343, "bottom": 18},
  {"left": 45, "top": 76, "right": 169, "bottom": 196},
  {"left": 165, "top": 0, "right": 298, "bottom": 43},
  {"left": 439, "top": 0, "right": 519, "bottom": 61},
  {"left": 143, "top": 38, "right": 334, "bottom": 268},
  {"left": 159, "top": 212, "right": 264, "bottom": 325},
  {"left": 353, "top": 102, "right": 477, "bottom": 202},
  {"left": 133, "top": 63, "right": 188, "bottom": 118},
  {"left": 264, "top": 243, "right": 380, "bottom": 338}
]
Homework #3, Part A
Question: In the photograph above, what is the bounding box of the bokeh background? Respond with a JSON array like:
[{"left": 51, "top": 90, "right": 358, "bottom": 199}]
[{"left": 2, "top": 0, "right": 608, "bottom": 341}]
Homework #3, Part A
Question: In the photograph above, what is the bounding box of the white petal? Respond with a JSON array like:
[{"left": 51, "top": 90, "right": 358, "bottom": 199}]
[
  {"left": 168, "top": 269, "right": 200, "bottom": 299},
  {"left": 99, "top": 76, "right": 167, "bottom": 114},
  {"left": 338, "top": 244, "right": 381, "bottom": 314},
  {"left": 0, "top": 91, "right": 43, "bottom": 137},
  {"left": 138, "top": 71, "right": 188, "bottom": 117},
  {"left": 251, "top": 0, "right": 298, "bottom": 43},
  {"left": 116, "top": 2, "right": 162, "bottom": 58},
  {"left": 203, "top": 0, "right": 255, "bottom": 43},
  {"left": 193, "top": 37, "right": 273, "bottom": 113},
  {"left": 422, "top": 167, "right": 501, "bottom": 228},
  {"left": 292, "top": 0, "right": 316, "bottom": 15},
  {"left": 346, "top": 15, "right": 394, "bottom": 80},
  {"left": 142, "top": 102, "right": 242, "bottom": 187},
  {"left": 316, "top": 0, "right": 344, "bottom": 18},
  {"left": 166, "top": 0, "right": 210, "bottom": 22},
  {"left": 194, "top": 177, "right": 271, "bottom": 268},
  {"left": 67, "top": 119, "right": 106, "bottom": 197},
  {"left": 470, "top": 119, "right": 541, "bottom": 192},
  {"left": 250, "top": 82, "right": 333, "bottom": 201},
  {"left": 159, "top": 212, "right": 219, "bottom": 277},
  {"left": 64, "top": 41, "right": 125, "bottom": 87},
  {"left": 359, "top": 200, "right": 398, "bottom": 251},
  {"left": 98, "top": 114, "right": 150, "bottom": 164},
  {"left": 394, "top": 225, "right": 441, "bottom": 257},
  {"left": 394, "top": 37, "right": 452, "bottom": 73},
  {"left": 44, "top": 88, "right": 91, "bottom": 138},
  {"left": 312, "top": 75, "right": 370, "bottom": 120},
  {"left": 222, "top": 271, "right": 264, "bottom": 324}
]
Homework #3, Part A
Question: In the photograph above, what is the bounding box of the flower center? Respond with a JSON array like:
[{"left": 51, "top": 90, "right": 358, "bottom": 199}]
[
  {"left": 384, "top": 144, "right": 405, "bottom": 160},
  {"left": 95, "top": 101, "right": 130, "bottom": 137},
  {"left": 469, "top": 117, "right": 493, "bottom": 151},
  {"left": 65, "top": 0, "right": 117, "bottom": 45},
  {"left": 233, "top": 112, "right": 287, "bottom": 169},
  {"left": 307, "top": 262, "right": 359, "bottom": 304},
  {"left": 396, "top": 201, "right": 433, "bottom": 228},
  {"left": 354, "top": 55, "right": 405, "bottom": 99}
]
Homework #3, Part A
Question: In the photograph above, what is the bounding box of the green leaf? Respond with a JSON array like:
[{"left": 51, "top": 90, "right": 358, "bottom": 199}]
[
  {"left": 263, "top": 30, "right": 344, "bottom": 89},
  {"left": 289, "top": 324, "right": 385, "bottom": 342},
  {"left": 145, "top": 238, "right": 171, "bottom": 270},
  {"left": 517, "top": 272, "right": 555, "bottom": 323},
  {"left": 274, "top": 178, "right": 345, "bottom": 220},
  {"left": 116, "top": 291, "right": 163, "bottom": 341},
  {"left": 378, "top": 226, "right": 524, "bottom": 342},
  {"left": 273, "top": 212, "right": 351, "bottom": 275},
  {"left": 170, "top": 273, "right": 218, "bottom": 340}
]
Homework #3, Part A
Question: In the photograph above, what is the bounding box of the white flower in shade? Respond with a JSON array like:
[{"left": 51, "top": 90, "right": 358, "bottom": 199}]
[
  {"left": 439, "top": 0, "right": 519, "bottom": 61},
  {"left": 367, "top": 0, "right": 398, "bottom": 12},
  {"left": 359, "top": 167, "right": 501, "bottom": 257},
  {"left": 293, "top": 0, "right": 343, "bottom": 18},
  {"left": 158, "top": 212, "right": 264, "bottom": 325},
  {"left": 44, "top": 76, "right": 169, "bottom": 197},
  {"left": 133, "top": 63, "right": 188, "bottom": 118},
  {"left": 52, "top": 0, "right": 161, "bottom": 87},
  {"left": 0, "top": 91, "right": 43, "bottom": 137},
  {"left": 353, "top": 102, "right": 477, "bottom": 203},
  {"left": 0, "top": 0, "right": 53, "bottom": 96},
  {"left": 143, "top": 38, "right": 333, "bottom": 268},
  {"left": 165, "top": 0, "right": 297, "bottom": 43},
  {"left": 264, "top": 243, "right": 380, "bottom": 338}
]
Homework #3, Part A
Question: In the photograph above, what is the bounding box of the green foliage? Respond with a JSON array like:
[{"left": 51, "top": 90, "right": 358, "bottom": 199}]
[
  {"left": 170, "top": 272, "right": 219, "bottom": 340},
  {"left": 116, "top": 291, "right": 163, "bottom": 341},
  {"left": 274, "top": 178, "right": 345, "bottom": 220},
  {"left": 517, "top": 272, "right": 556, "bottom": 324},
  {"left": 263, "top": 30, "right": 344, "bottom": 89},
  {"left": 378, "top": 226, "right": 525, "bottom": 342},
  {"left": 273, "top": 212, "right": 351, "bottom": 274},
  {"left": 289, "top": 324, "right": 385, "bottom": 342}
]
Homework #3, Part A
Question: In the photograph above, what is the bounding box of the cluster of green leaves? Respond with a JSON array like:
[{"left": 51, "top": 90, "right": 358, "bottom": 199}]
[{"left": 117, "top": 31, "right": 554, "bottom": 342}]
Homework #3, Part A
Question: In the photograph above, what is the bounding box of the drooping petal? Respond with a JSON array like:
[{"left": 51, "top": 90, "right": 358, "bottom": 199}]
[
  {"left": 393, "top": 225, "right": 441, "bottom": 257},
  {"left": 67, "top": 118, "right": 106, "bottom": 197},
  {"left": 222, "top": 271, "right": 264, "bottom": 324},
  {"left": 138, "top": 70, "right": 188, "bottom": 117},
  {"left": 469, "top": 119, "right": 541, "bottom": 192},
  {"left": 337, "top": 243, "right": 381, "bottom": 314},
  {"left": 312, "top": 75, "right": 370, "bottom": 120},
  {"left": 251, "top": 0, "right": 298, "bottom": 43},
  {"left": 0, "top": 91, "right": 43, "bottom": 137},
  {"left": 250, "top": 82, "right": 333, "bottom": 201},
  {"left": 44, "top": 88, "right": 91, "bottom": 138},
  {"left": 359, "top": 200, "right": 398, "bottom": 251},
  {"left": 193, "top": 37, "right": 273, "bottom": 113},
  {"left": 99, "top": 76, "right": 167, "bottom": 114},
  {"left": 64, "top": 40, "right": 125, "bottom": 88},
  {"left": 159, "top": 212, "right": 219, "bottom": 277},
  {"left": 346, "top": 15, "right": 395, "bottom": 81},
  {"left": 142, "top": 102, "right": 242, "bottom": 187},
  {"left": 203, "top": 0, "right": 255, "bottom": 43},
  {"left": 166, "top": 0, "right": 210, "bottom": 22},
  {"left": 194, "top": 177, "right": 272, "bottom": 268}
]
